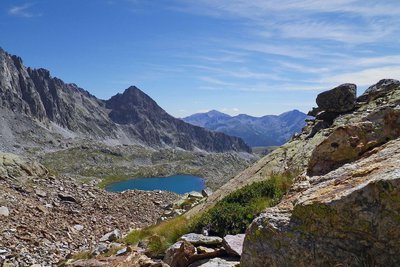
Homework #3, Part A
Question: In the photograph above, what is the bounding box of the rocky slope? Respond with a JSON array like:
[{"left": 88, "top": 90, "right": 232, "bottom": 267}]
[
  {"left": 183, "top": 110, "right": 308, "bottom": 147},
  {"left": 0, "top": 47, "right": 250, "bottom": 154},
  {"left": 187, "top": 79, "right": 400, "bottom": 266},
  {"left": 0, "top": 153, "right": 179, "bottom": 266}
]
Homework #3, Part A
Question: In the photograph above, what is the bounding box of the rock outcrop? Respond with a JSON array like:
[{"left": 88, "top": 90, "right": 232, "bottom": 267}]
[
  {"left": 188, "top": 79, "right": 400, "bottom": 216},
  {"left": 0, "top": 153, "right": 48, "bottom": 179},
  {"left": 185, "top": 79, "right": 400, "bottom": 266},
  {"left": 243, "top": 138, "right": 400, "bottom": 266},
  {"left": 238, "top": 79, "right": 400, "bottom": 266},
  {"left": 0, "top": 47, "right": 250, "bottom": 153}
]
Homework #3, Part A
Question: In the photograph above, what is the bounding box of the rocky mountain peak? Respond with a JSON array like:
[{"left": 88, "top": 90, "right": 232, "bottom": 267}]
[
  {"left": 0, "top": 48, "right": 250, "bottom": 152},
  {"left": 105, "top": 85, "right": 165, "bottom": 125}
]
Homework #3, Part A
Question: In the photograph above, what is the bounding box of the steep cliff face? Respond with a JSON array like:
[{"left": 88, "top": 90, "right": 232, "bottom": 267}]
[
  {"left": 238, "top": 79, "right": 400, "bottom": 266},
  {"left": 0, "top": 48, "right": 250, "bottom": 153}
]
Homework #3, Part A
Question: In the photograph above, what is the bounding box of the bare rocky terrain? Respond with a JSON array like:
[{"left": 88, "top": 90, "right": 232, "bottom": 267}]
[{"left": 0, "top": 153, "right": 179, "bottom": 266}]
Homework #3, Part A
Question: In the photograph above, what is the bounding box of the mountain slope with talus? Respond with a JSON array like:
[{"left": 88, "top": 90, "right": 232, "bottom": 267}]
[{"left": 0, "top": 47, "right": 250, "bottom": 154}]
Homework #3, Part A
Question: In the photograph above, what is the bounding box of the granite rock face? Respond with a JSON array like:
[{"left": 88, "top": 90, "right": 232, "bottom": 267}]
[
  {"left": 0, "top": 47, "right": 250, "bottom": 153},
  {"left": 243, "top": 139, "right": 400, "bottom": 266},
  {"left": 239, "top": 80, "right": 400, "bottom": 266},
  {"left": 0, "top": 153, "right": 48, "bottom": 179}
]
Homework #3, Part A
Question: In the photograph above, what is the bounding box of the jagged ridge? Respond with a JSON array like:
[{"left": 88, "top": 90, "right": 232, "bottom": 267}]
[{"left": 0, "top": 48, "right": 250, "bottom": 153}]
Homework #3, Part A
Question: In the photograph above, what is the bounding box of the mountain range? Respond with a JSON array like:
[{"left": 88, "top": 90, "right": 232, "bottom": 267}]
[
  {"left": 183, "top": 109, "right": 308, "bottom": 147},
  {"left": 0, "top": 48, "right": 250, "bottom": 153}
]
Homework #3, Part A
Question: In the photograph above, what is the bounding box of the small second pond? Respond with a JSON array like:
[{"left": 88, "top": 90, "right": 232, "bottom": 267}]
[{"left": 105, "top": 175, "right": 205, "bottom": 194}]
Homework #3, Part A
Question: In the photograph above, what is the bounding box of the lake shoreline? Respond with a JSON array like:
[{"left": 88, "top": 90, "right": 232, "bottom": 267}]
[{"left": 105, "top": 174, "right": 206, "bottom": 194}]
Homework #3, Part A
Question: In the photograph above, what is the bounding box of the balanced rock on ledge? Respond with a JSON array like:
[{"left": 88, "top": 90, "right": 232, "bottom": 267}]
[{"left": 316, "top": 83, "right": 357, "bottom": 113}]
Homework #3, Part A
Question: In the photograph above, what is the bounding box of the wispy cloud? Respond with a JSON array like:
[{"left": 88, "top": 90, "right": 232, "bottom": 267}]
[
  {"left": 8, "top": 3, "right": 40, "bottom": 18},
  {"left": 322, "top": 66, "right": 400, "bottom": 87},
  {"left": 170, "top": 0, "right": 400, "bottom": 98},
  {"left": 175, "top": 0, "right": 400, "bottom": 45}
]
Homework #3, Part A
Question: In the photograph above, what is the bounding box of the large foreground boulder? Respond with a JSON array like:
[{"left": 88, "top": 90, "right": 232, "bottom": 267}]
[{"left": 242, "top": 138, "right": 400, "bottom": 266}]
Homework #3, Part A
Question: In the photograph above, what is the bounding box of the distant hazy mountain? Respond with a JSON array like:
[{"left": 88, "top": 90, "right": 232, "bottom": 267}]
[{"left": 183, "top": 110, "right": 308, "bottom": 147}]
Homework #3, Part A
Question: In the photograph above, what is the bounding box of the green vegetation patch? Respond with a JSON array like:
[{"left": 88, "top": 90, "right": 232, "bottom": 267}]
[
  {"left": 190, "top": 175, "right": 293, "bottom": 236},
  {"left": 124, "top": 174, "right": 293, "bottom": 257},
  {"left": 125, "top": 216, "right": 190, "bottom": 257}
]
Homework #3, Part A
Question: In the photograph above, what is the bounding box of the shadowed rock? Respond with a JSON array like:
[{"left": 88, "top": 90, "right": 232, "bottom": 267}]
[{"left": 316, "top": 83, "right": 356, "bottom": 113}]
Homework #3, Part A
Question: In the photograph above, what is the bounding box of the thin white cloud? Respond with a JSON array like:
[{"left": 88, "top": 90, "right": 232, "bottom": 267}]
[
  {"left": 322, "top": 66, "right": 400, "bottom": 87},
  {"left": 352, "top": 56, "right": 400, "bottom": 67},
  {"left": 199, "top": 76, "right": 235, "bottom": 86},
  {"left": 8, "top": 3, "right": 39, "bottom": 18},
  {"left": 199, "top": 82, "right": 328, "bottom": 92},
  {"left": 175, "top": 0, "right": 400, "bottom": 45}
]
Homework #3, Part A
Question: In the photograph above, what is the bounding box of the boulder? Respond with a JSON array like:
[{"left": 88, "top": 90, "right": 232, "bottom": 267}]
[
  {"left": 201, "top": 188, "right": 213, "bottom": 197},
  {"left": 188, "top": 192, "right": 204, "bottom": 199},
  {"left": 190, "top": 247, "right": 226, "bottom": 263},
  {"left": 222, "top": 234, "right": 245, "bottom": 257},
  {"left": 316, "top": 83, "right": 356, "bottom": 113},
  {"left": 0, "top": 206, "right": 9, "bottom": 217},
  {"left": 358, "top": 79, "right": 400, "bottom": 102},
  {"left": 91, "top": 243, "right": 108, "bottom": 256},
  {"left": 99, "top": 229, "right": 121, "bottom": 242},
  {"left": 164, "top": 241, "right": 196, "bottom": 267},
  {"left": 58, "top": 193, "right": 77, "bottom": 203},
  {"left": 116, "top": 246, "right": 132, "bottom": 256},
  {"left": 73, "top": 224, "right": 84, "bottom": 231},
  {"left": 242, "top": 138, "right": 400, "bottom": 266},
  {"left": 188, "top": 257, "right": 240, "bottom": 267},
  {"left": 35, "top": 189, "right": 47, "bottom": 197},
  {"left": 179, "top": 233, "right": 223, "bottom": 246}
]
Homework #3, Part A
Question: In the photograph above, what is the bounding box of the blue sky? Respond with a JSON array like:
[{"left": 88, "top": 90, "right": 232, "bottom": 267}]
[{"left": 1, "top": 0, "right": 400, "bottom": 117}]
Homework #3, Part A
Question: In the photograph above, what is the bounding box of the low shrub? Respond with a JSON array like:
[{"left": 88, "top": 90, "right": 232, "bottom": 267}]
[
  {"left": 124, "top": 174, "right": 293, "bottom": 255},
  {"left": 189, "top": 175, "right": 293, "bottom": 236},
  {"left": 125, "top": 216, "right": 190, "bottom": 257}
]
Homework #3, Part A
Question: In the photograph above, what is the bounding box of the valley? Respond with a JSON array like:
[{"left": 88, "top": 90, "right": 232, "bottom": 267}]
[{"left": 1, "top": 50, "right": 400, "bottom": 266}]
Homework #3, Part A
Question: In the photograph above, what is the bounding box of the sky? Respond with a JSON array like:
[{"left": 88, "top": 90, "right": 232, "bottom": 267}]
[{"left": 1, "top": 0, "right": 400, "bottom": 117}]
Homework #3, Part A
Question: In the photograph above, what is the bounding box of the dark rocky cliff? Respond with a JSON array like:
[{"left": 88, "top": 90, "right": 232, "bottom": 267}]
[{"left": 0, "top": 48, "right": 250, "bottom": 153}]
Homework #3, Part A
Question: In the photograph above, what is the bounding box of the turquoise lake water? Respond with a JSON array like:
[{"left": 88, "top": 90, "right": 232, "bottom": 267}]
[{"left": 105, "top": 175, "right": 205, "bottom": 194}]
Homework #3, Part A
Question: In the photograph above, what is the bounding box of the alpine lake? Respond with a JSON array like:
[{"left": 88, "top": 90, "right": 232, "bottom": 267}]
[{"left": 105, "top": 174, "right": 205, "bottom": 194}]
